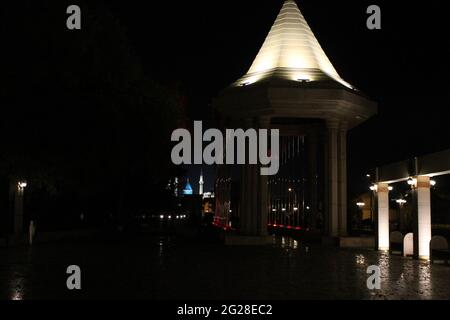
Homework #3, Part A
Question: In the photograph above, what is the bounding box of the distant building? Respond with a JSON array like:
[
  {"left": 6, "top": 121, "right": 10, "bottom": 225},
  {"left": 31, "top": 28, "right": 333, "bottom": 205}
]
[
  {"left": 199, "top": 170, "right": 204, "bottom": 196},
  {"left": 202, "top": 191, "right": 215, "bottom": 215},
  {"left": 174, "top": 177, "right": 179, "bottom": 197},
  {"left": 183, "top": 178, "right": 193, "bottom": 195},
  {"left": 202, "top": 192, "right": 215, "bottom": 199}
]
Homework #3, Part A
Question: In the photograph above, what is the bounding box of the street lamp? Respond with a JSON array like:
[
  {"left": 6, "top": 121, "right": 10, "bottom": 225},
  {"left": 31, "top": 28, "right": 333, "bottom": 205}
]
[
  {"left": 18, "top": 181, "right": 27, "bottom": 191},
  {"left": 407, "top": 178, "right": 416, "bottom": 187},
  {"left": 356, "top": 201, "right": 365, "bottom": 231},
  {"left": 14, "top": 180, "right": 28, "bottom": 235}
]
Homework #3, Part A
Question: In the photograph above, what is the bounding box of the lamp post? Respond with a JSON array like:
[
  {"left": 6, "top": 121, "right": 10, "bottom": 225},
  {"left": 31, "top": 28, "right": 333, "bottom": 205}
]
[
  {"left": 14, "top": 180, "right": 27, "bottom": 235},
  {"left": 356, "top": 201, "right": 365, "bottom": 231},
  {"left": 288, "top": 187, "right": 292, "bottom": 226},
  {"left": 288, "top": 187, "right": 299, "bottom": 227},
  {"left": 396, "top": 198, "right": 407, "bottom": 233},
  {"left": 365, "top": 173, "right": 374, "bottom": 231}
]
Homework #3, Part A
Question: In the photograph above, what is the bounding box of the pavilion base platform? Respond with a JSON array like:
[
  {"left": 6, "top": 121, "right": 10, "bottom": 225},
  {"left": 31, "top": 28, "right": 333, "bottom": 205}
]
[
  {"left": 339, "top": 236, "right": 375, "bottom": 249},
  {"left": 321, "top": 236, "right": 340, "bottom": 247},
  {"left": 225, "top": 235, "right": 273, "bottom": 246}
]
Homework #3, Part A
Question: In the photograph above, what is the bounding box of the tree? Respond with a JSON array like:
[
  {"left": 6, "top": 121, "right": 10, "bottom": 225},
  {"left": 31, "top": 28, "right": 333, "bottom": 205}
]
[{"left": 0, "top": 0, "right": 183, "bottom": 228}]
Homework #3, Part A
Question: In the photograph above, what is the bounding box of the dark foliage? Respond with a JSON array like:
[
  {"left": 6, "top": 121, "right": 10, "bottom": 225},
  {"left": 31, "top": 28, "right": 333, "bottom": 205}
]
[{"left": 0, "top": 1, "right": 183, "bottom": 229}]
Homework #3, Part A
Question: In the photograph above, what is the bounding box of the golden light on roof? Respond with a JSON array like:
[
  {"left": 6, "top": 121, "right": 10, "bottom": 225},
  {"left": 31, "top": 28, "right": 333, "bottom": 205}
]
[{"left": 235, "top": 0, "right": 353, "bottom": 89}]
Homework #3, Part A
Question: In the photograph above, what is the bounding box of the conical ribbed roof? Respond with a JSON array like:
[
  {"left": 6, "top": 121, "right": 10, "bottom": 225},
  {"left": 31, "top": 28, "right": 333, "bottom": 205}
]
[{"left": 234, "top": 0, "right": 352, "bottom": 89}]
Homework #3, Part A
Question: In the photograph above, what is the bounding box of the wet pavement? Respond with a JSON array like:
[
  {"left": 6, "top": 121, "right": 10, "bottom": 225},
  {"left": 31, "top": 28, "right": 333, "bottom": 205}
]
[{"left": 1, "top": 234, "right": 450, "bottom": 300}]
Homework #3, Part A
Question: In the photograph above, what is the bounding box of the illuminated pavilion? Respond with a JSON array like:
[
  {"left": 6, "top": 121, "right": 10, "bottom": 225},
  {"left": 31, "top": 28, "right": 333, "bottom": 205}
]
[{"left": 214, "top": 0, "right": 377, "bottom": 241}]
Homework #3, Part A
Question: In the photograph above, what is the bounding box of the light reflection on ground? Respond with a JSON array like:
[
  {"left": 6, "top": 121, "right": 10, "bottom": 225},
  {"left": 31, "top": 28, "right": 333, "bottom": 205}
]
[{"left": 0, "top": 235, "right": 449, "bottom": 300}]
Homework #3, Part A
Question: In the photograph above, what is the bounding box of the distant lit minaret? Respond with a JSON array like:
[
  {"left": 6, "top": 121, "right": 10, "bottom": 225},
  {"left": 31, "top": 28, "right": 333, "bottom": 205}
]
[
  {"left": 174, "top": 177, "right": 179, "bottom": 197},
  {"left": 199, "top": 170, "right": 204, "bottom": 196}
]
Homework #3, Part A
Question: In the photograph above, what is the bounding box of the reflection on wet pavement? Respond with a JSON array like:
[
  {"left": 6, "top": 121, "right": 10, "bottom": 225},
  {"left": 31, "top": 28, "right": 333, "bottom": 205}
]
[
  {"left": 9, "top": 271, "right": 25, "bottom": 301},
  {"left": 1, "top": 235, "right": 449, "bottom": 300}
]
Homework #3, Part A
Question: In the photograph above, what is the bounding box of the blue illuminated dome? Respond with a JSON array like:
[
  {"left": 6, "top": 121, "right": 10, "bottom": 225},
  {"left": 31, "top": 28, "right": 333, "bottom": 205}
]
[{"left": 183, "top": 179, "right": 193, "bottom": 195}]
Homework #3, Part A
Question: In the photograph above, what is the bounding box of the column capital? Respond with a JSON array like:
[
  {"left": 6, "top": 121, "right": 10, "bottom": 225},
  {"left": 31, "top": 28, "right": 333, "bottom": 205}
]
[
  {"left": 416, "top": 176, "right": 431, "bottom": 188},
  {"left": 326, "top": 118, "right": 340, "bottom": 130},
  {"left": 243, "top": 118, "right": 255, "bottom": 129},
  {"left": 339, "top": 121, "right": 348, "bottom": 132},
  {"left": 258, "top": 116, "right": 272, "bottom": 129},
  {"left": 377, "top": 183, "right": 390, "bottom": 193}
]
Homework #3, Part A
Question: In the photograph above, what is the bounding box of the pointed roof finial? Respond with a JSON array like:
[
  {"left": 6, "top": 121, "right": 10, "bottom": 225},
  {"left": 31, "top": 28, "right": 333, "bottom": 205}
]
[{"left": 235, "top": 0, "right": 352, "bottom": 89}]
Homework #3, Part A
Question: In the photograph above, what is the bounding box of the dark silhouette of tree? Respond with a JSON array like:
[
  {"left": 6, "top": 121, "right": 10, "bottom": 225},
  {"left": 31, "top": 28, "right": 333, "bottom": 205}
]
[{"left": 0, "top": 1, "right": 183, "bottom": 229}]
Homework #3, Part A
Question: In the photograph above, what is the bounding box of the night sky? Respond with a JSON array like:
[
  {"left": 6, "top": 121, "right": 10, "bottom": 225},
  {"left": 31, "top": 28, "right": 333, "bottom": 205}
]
[
  {"left": 104, "top": 0, "right": 450, "bottom": 193},
  {"left": 9, "top": 0, "right": 447, "bottom": 194}
]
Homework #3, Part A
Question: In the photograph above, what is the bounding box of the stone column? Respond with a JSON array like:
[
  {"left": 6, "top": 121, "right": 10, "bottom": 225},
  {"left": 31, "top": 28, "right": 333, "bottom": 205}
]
[
  {"left": 414, "top": 176, "right": 432, "bottom": 260},
  {"left": 377, "top": 183, "right": 390, "bottom": 251},
  {"left": 257, "top": 116, "right": 271, "bottom": 236},
  {"left": 239, "top": 118, "right": 260, "bottom": 236},
  {"left": 239, "top": 165, "right": 250, "bottom": 234},
  {"left": 326, "top": 120, "right": 339, "bottom": 237},
  {"left": 338, "top": 122, "right": 348, "bottom": 236},
  {"left": 239, "top": 118, "right": 252, "bottom": 235},
  {"left": 307, "top": 133, "right": 319, "bottom": 230},
  {"left": 249, "top": 163, "right": 259, "bottom": 235}
]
